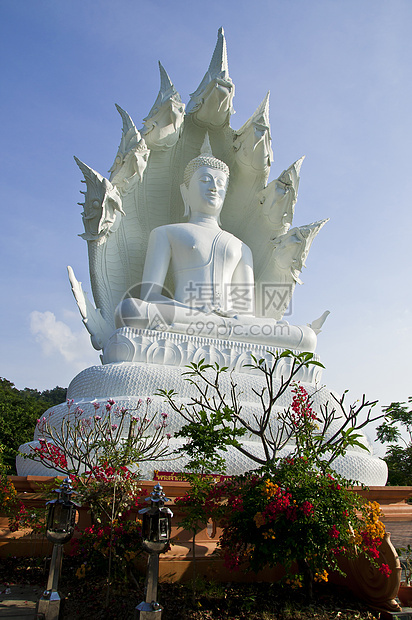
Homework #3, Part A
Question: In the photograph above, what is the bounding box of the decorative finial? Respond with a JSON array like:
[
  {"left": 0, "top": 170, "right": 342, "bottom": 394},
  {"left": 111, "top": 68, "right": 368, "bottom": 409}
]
[
  {"left": 200, "top": 133, "right": 213, "bottom": 156},
  {"left": 208, "top": 26, "right": 229, "bottom": 81}
]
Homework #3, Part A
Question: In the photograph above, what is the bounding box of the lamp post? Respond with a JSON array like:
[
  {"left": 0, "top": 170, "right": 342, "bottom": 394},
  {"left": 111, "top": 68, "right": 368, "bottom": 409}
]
[
  {"left": 36, "top": 477, "right": 78, "bottom": 620},
  {"left": 135, "top": 483, "right": 173, "bottom": 620}
]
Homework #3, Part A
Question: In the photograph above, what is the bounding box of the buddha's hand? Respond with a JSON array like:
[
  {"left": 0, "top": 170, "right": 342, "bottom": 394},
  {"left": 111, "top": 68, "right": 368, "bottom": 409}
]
[
  {"left": 212, "top": 306, "right": 239, "bottom": 319},
  {"left": 195, "top": 303, "right": 238, "bottom": 319}
]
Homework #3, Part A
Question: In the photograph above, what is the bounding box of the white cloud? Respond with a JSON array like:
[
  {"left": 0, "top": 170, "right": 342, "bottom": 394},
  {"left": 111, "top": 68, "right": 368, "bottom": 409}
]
[{"left": 30, "top": 310, "right": 97, "bottom": 366}]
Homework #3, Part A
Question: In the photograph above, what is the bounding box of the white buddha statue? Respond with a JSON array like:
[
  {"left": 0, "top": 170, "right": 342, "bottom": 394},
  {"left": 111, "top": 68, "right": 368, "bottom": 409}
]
[
  {"left": 17, "top": 34, "right": 389, "bottom": 490},
  {"left": 115, "top": 137, "right": 317, "bottom": 352}
]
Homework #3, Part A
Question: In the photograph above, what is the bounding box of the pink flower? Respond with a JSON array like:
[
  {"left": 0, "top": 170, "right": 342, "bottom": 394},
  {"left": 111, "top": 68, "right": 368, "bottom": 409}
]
[
  {"left": 146, "top": 397, "right": 152, "bottom": 404},
  {"left": 108, "top": 399, "right": 116, "bottom": 406},
  {"left": 166, "top": 433, "right": 172, "bottom": 440},
  {"left": 93, "top": 402, "right": 100, "bottom": 410},
  {"left": 161, "top": 412, "right": 168, "bottom": 419}
]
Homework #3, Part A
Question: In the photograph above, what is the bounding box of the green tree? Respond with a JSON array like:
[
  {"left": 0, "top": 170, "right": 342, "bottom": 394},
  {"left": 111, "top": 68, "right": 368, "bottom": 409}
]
[
  {"left": 26, "top": 386, "right": 67, "bottom": 405},
  {"left": 376, "top": 397, "right": 412, "bottom": 485},
  {"left": 0, "top": 378, "right": 67, "bottom": 474}
]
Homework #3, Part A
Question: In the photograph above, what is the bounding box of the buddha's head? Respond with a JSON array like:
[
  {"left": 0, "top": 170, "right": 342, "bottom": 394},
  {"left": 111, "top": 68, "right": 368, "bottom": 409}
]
[{"left": 181, "top": 134, "right": 229, "bottom": 220}]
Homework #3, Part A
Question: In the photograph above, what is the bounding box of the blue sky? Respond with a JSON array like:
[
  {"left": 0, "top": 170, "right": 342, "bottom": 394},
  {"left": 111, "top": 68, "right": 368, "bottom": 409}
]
[{"left": 1, "top": 1, "right": 411, "bottom": 448}]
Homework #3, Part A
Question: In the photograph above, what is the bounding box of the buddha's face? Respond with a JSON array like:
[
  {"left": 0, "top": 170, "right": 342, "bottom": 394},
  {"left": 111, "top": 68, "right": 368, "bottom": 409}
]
[{"left": 184, "top": 166, "right": 228, "bottom": 217}]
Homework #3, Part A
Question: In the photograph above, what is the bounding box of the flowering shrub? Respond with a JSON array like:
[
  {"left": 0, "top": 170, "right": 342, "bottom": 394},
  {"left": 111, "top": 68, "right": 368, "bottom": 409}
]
[
  {"left": 205, "top": 458, "right": 390, "bottom": 595},
  {"left": 160, "top": 351, "right": 383, "bottom": 471},
  {"left": 0, "top": 459, "right": 61, "bottom": 535},
  {"left": 14, "top": 399, "right": 165, "bottom": 600},
  {"left": 71, "top": 462, "right": 143, "bottom": 524},
  {"left": 175, "top": 473, "right": 218, "bottom": 555},
  {"left": 21, "top": 398, "right": 173, "bottom": 525},
  {"left": 290, "top": 384, "right": 319, "bottom": 427},
  {"left": 32, "top": 439, "right": 68, "bottom": 469},
  {"left": 0, "top": 471, "right": 18, "bottom": 519},
  {"left": 8, "top": 502, "right": 47, "bottom": 534},
  {"left": 29, "top": 398, "right": 173, "bottom": 477},
  {"left": 159, "top": 351, "right": 389, "bottom": 597},
  {"left": 70, "top": 518, "right": 144, "bottom": 582},
  {"left": 6, "top": 477, "right": 67, "bottom": 534},
  {"left": 0, "top": 446, "right": 20, "bottom": 525}
]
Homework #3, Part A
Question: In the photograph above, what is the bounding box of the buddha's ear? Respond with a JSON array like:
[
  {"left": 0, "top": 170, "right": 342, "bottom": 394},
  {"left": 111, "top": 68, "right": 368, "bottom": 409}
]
[{"left": 180, "top": 183, "right": 190, "bottom": 218}]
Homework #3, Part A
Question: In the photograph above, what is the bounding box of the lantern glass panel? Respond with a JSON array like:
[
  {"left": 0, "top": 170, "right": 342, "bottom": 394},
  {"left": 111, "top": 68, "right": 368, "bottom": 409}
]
[
  {"left": 158, "top": 516, "right": 168, "bottom": 540},
  {"left": 46, "top": 502, "right": 76, "bottom": 544}
]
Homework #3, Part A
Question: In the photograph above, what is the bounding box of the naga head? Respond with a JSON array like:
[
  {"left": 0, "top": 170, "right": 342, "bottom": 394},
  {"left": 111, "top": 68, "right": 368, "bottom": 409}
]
[{"left": 186, "top": 28, "right": 235, "bottom": 128}]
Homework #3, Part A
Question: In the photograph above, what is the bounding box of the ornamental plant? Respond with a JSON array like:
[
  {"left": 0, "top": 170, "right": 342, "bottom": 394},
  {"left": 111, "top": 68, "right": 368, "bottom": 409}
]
[
  {"left": 22, "top": 398, "right": 173, "bottom": 522},
  {"left": 0, "top": 450, "right": 20, "bottom": 527},
  {"left": 396, "top": 544, "right": 412, "bottom": 585},
  {"left": 72, "top": 463, "right": 142, "bottom": 525},
  {"left": 171, "top": 403, "right": 237, "bottom": 584},
  {"left": 29, "top": 397, "right": 173, "bottom": 476},
  {"left": 206, "top": 459, "right": 391, "bottom": 598},
  {"left": 69, "top": 518, "right": 144, "bottom": 585},
  {"left": 160, "top": 350, "right": 383, "bottom": 471},
  {"left": 1, "top": 446, "right": 59, "bottom": 535},
  {"left": 8, "top": 501, "right": 47, "bottom": 535},
  {"left": 6, "top": 476, "right": 63, "bottom": 535},
  {"left": 160, "top": 351, "right": 390, "bottom": 598},
  {"left": 19, "top": 398, "right": 170, "bottom": 604}
]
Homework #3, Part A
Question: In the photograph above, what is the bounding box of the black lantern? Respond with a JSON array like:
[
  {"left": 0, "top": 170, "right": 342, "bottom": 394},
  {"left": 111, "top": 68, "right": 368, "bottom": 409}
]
[
  {"left": 45, "top": 477, "right": 77, "bottom": 544},
  {"left": 136, "top": 483, "right": 173, "bottom": 619},
  {"left": 37, "top": 477, "right": 78, "bottom": 620},
  {"left": 140, "top": 483, "right": 173, "bottom": 553}
]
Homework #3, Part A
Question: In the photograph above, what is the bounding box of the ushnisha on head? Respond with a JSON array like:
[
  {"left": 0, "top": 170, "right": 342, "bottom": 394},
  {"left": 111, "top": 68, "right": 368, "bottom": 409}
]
[
  {"left": 183, "top": 133, "right": 229, "bottom": 188},
  {"left": 181, "top": 134, "right": 229, "bottom": 219}
]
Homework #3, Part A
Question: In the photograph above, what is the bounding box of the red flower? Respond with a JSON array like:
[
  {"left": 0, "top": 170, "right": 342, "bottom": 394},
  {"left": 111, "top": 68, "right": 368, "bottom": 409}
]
[
  {"left": 302, "top": 501, "right": 314, "bottom": 516},
  {"left": 367, "top": 546, "right": 380, "bottom": 560},
  {"left": 329, "top": 525, "right": 340, "bottom": 539},
  {"left": 378, "top": 563, "right": 391, "bottom": 577}
]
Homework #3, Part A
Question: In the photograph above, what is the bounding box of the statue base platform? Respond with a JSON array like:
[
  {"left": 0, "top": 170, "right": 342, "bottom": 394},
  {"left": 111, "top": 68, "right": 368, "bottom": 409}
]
[
  {"left": 101, "top": 327, "right": 322, "bottom": 377},
  {"left": 17, "top": 332, "right": 387, "bottom": 485}
]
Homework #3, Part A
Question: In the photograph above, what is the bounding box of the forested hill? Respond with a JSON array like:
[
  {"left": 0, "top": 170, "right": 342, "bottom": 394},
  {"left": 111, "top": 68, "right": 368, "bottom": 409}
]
[{"left": 0, "top": 379, "right": 67, "bottom": 474}]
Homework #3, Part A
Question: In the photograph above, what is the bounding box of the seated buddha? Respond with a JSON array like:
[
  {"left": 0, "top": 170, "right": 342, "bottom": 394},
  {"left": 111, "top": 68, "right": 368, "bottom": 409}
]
[{"left": 115, "top": 137, "right": 317, "bottom": 352}]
